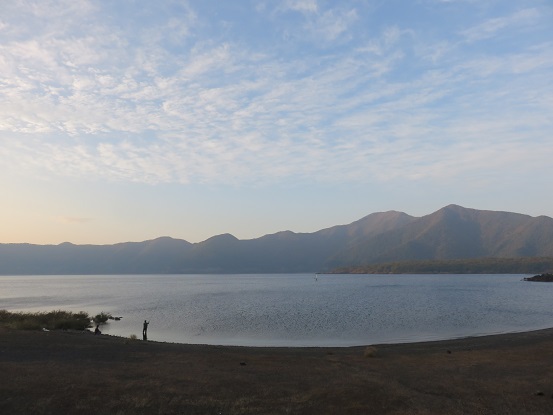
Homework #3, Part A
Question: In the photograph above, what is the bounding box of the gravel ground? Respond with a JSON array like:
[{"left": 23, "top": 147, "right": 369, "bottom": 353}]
[{"left": 1, "top": 327, "right": 553, "bottom": 414}]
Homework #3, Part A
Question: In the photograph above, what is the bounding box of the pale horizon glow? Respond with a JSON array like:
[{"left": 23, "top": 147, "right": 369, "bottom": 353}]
[{"left": 1, "top": 0, "right": 552, "bottom": 245}]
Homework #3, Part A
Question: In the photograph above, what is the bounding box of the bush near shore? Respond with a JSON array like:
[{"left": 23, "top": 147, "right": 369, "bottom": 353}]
[{"left": 0, "top": 309, "right": 92, "bottom": 331}]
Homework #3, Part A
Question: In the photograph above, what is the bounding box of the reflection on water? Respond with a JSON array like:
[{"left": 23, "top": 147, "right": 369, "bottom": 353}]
[{"left": 2, "top": 273, "right": 552, "bottom": 346}]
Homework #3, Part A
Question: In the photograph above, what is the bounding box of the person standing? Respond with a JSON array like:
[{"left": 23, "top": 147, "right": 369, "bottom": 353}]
[{"left": 142, "top": 319, "right": 149, "bottom": 340}]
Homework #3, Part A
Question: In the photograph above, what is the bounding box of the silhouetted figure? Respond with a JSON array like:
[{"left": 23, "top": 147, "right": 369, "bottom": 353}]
[
  {"left": 143, "top": 319, "right": 149, "bottom": 341},
  {"left": 94, "top": 324, "right": 101, "bottom": 335}
]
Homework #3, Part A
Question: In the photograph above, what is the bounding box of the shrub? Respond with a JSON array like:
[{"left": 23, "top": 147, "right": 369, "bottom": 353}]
[
  {"left": 0, "top": 309, "right": 91, "bottom": 331},
  {"left": 363, "top": 346, "right": 378, "bottom": 358},
  {"left": 16, "top": 318, "right": 42, "bottom": 330},
  {"left": 93, "top": 312, "right": 113, "bottom": 325}
]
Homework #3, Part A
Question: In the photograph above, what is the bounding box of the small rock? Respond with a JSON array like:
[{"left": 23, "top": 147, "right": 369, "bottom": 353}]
[
  {"left": 535, "top": 391, "right": 544, "bottom": 396},
  {"left": 240, "top": 362, "right": 247, "bottom": 366}
]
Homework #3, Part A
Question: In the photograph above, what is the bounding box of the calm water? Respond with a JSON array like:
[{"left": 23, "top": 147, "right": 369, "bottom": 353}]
[{"left": 2, "top": 274, "right": 553, "bottom": 347}]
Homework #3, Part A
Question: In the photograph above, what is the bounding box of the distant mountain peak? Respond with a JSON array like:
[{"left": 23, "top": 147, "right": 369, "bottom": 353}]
[
  {"left": 207, "top": 233, "right": 238, "bottom": 241},
  {"left": 146, "top": 236, "right": 192, "bottom": 246},
  {"left": 441, "top": 203, "right": 465, "bottom": 210},
  {"left": 58, "top": 242, "right": 75, "bottom": 247},
  {"left": 199, "top": 233, "right": 239, "bottom": 246}
]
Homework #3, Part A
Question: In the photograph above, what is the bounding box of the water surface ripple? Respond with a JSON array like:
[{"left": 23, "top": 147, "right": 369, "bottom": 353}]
[{"left": 2, "top": 274, "right": 552, "bottom": 346}]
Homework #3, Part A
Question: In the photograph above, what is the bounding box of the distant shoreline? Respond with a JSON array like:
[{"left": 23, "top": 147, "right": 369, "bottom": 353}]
[
  {"left": 2, "top": 256, "right": 552, "bottom": 276},
  {"left": 328, "top": 257, "right": 553, "bottom": 275}
]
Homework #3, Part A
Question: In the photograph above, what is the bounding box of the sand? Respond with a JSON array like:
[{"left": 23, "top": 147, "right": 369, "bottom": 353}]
[{"left": 1, "top": 326, "right": 553, "bottom": 414}]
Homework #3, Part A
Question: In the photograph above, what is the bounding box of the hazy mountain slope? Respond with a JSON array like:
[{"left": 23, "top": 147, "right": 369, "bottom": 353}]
[
  {"left": 0, "top": 238, "right": 193, "bottom": 274},
  {"left": 326, "top": 205, "right": 477, "bottom": 266},
  {"left": 237, "top": 211, "right": 416, "bottom": 272},
  {"left": 327, "top": 205, "right": 553, "bottom": 267},
  {"left": 172, "top": 211, "right": 414, "bottom": 273},
  {"left": 315, "top": 211, "right": 415, "bottom": 241},
  {"left": 1, "top": 205, "right": 552, "bottom": 274},
  {"left": 180, "top": 234, "right": 244, "bottom": 273},
  {"left": 496, "top": 215, "right": 553, "bottom": 256},
  {"left": 106, "top": 237, "right": 194, "bottom": 273}
]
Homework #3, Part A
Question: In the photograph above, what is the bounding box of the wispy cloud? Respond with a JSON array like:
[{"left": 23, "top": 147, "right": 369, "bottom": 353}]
[
  {"left": 0, "top": 0, "right": 551, "bottom": 191},
  {"left": 460, "top": 8, "right": 541, "bottom": 42},
  {"left": 282, "top": 0, "right": 319, "bottom": 14},
  {"left": 304, "top": 8, "right": 358, "bottom": 43}
]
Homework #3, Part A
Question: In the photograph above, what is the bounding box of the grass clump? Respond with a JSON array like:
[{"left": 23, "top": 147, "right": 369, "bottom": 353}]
[
  {"left": 363, "top": 346, "right": 378, "bottom": 358},
  {"left": 0, "top": 309, "right": 92, "bottom": 331}
]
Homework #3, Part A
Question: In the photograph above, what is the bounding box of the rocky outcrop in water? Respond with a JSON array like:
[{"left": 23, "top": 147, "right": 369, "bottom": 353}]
[{"left": 523, "top": 273, "right": 553, "bottom": 282}]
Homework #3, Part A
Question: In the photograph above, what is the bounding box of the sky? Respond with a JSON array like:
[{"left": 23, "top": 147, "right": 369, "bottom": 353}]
[{"left": 1, "top": 0, "right": 552, "bottom": 245}]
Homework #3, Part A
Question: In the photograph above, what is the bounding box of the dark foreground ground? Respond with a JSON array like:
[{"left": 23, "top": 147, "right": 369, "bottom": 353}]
[{"left": 1, "top": 327, "right": 553, "bottom": 414}]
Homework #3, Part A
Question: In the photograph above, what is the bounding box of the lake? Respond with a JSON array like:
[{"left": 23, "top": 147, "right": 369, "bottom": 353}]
[{"left": 2, "top": 273, "right": 552, "bottom": 347}]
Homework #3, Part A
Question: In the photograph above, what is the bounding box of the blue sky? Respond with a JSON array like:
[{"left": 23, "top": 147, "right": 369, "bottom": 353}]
[{"left": 1, "top": 0, "right": 552, "bottom": 244}]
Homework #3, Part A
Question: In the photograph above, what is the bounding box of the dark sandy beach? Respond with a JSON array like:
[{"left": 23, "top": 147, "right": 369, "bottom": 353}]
[{"left": 1, "top": 327, "right": 553, "bottom": 414}]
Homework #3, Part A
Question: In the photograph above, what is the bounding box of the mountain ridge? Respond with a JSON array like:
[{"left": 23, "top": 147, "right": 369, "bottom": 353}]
[{"left": 1, "top": 205, "right": 553, "bottom": 274}]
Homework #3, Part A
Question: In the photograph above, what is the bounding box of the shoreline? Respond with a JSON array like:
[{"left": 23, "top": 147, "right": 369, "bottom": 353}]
[
  {"left": 2, "top": 327, "right": 553, "bottom": 414},
  {"left": 97, "top": 321, "right": 553, "bottom": 348},
  {"left": 102, "top": 325, "right": 553, "bottom": 350}
]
